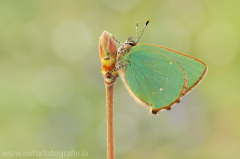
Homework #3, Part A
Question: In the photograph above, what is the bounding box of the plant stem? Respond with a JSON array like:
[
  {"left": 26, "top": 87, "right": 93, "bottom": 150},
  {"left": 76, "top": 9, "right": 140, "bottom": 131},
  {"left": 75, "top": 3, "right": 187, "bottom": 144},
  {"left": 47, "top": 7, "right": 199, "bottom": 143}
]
[{"left": 106, "top": 83, "right": 115, "bottom": 159}]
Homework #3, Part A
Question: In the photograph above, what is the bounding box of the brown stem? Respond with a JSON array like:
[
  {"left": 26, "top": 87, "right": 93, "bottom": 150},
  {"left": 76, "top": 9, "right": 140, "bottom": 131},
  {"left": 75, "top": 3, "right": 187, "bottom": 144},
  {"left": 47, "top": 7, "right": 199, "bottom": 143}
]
[{"left": 106, "top": 83, "right": 115, "bottom": 159}]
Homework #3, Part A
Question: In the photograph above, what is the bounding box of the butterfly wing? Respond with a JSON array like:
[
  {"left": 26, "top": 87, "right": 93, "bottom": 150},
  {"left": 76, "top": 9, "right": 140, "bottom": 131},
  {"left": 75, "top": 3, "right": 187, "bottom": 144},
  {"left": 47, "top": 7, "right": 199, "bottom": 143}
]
[
  {"left": 135, "top": 44, "right": 207, "bottom": 95},
  {"left": 119, "top": 44, "right": 207, "bottom": 114},
  {"left": 119, "top": 46, "right": 188, "bottom": 114}
]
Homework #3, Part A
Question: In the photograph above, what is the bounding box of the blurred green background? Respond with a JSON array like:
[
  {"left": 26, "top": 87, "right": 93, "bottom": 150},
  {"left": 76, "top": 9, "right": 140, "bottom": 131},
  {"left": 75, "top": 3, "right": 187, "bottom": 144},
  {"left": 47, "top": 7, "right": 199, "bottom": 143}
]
[{"left": 0, "top": 0, "right": 239, "bottom": 159}]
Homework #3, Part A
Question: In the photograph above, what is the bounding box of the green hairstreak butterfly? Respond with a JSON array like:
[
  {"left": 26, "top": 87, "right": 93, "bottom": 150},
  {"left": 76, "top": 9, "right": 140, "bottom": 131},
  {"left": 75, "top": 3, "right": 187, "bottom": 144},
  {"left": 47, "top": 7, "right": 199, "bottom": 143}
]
[{"left": 109, "top": 20, "right": 207, "bottom": 115}]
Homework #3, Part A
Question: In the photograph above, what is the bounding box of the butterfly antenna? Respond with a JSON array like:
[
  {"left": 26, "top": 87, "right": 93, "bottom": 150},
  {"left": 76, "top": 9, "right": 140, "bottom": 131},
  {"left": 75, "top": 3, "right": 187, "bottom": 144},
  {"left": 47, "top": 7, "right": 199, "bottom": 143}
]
[
  {"left": 136, "top": 20, "right": 150, "bottom": 44},
  {"left": 135, "top": 22, "right": 138, "bottom": 42},
  {"left": 113, "top": 36, "right": 124, "bottom": 45}
]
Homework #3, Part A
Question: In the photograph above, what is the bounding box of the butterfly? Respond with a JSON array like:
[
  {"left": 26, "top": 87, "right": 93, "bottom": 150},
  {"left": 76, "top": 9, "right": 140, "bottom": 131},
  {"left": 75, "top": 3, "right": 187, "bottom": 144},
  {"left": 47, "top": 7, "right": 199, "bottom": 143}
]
[{"left": 107, "top": 20, "right": 207, "bottom": 115}]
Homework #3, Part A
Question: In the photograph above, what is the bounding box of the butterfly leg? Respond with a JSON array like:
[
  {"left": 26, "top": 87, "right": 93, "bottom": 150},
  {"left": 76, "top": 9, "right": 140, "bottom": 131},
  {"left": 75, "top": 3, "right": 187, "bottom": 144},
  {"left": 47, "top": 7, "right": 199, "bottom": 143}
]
[
  {"left": 107, "top": 63, "right": 127, "bottom": 74},
  {"left": 112, "top": 36, "right": 124, "bottom": 45},
  {"left": 107, "top": 45, "right": 127, "bottom": 56},
  {"left": 107, "top": 52, "right": 117, "bottom": 55}
]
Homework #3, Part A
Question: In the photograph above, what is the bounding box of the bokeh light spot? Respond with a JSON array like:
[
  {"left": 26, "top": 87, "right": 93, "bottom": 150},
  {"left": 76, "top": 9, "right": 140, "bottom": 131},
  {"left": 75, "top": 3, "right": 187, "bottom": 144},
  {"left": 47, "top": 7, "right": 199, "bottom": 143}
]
[
  {"left": 103, "top": 0, "right": 139, "bottom": 12},
  {"left": 51, "top": 20, "right": 92, "bottom": 61},
  {"left": 33, "top": 66, "right": 74, "bottom": 107},
  {"left": 196, "top": 23, "right": 239, "bottom": 65}
]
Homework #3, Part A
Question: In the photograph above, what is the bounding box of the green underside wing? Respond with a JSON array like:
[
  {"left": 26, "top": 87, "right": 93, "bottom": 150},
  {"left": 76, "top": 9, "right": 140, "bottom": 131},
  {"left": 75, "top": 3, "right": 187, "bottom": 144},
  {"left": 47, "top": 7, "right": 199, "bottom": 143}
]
[{"left": 119, "top": 44, "right": 207, "bottom": 113}]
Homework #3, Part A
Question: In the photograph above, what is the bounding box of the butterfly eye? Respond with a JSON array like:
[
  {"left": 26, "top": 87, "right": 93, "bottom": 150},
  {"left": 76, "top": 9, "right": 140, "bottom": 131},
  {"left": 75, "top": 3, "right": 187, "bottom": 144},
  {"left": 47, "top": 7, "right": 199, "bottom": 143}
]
[{"left": 127, "top": 42, "right": 136, "bottom": 46}]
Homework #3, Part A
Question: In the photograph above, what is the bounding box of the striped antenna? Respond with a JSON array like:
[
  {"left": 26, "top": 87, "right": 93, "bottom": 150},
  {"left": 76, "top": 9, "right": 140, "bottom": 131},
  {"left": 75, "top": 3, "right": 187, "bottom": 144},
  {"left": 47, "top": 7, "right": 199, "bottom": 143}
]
[
  {"left": 135, "top": 22, "right": 138, "bottom": 42},
  {"left": 136, "top": 20, "right": 150, "bottom": 44}
]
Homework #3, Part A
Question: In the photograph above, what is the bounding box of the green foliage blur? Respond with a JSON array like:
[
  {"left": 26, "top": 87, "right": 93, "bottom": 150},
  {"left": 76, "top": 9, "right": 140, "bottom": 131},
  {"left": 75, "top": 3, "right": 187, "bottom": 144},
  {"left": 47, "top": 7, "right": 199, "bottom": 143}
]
[{"left": 0, "top": 0, "right": 239, "bottom": 159}]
